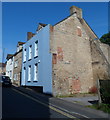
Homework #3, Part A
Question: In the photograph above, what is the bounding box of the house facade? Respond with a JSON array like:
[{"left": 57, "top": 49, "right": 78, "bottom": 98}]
[
  {"left": 12, "top": 42, "right": 25, "bottom": 86},
  {"left": 21, "top": 25, "right": 53, "bottom": 94},
  {"left": 0, "top": 63, "right": 6, "bottom": 75},
  {"left": 21, "top": 6, "right": 110, "bottom": 96},
  {"left": 6, "top": 54, "right": 14, "bottom": 81},
  {"left": 50, "top": 6, "right": 110, "bottom": 96}
]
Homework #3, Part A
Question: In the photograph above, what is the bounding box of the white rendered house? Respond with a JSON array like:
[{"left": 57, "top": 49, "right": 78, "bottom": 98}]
[{"left": 6, "top": 54, "right": 14, "bottom": 81}]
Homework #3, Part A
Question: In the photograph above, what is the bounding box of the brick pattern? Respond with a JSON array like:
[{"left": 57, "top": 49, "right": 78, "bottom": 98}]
[
  {"left": 57, "top": 47, "right": 63, "bottom": 61},
  {"left": 52, "top": 54, "right": 57, "bottom": 64},
  {"left": 77, "top": 28, "right": 82, "bottom": 37}
]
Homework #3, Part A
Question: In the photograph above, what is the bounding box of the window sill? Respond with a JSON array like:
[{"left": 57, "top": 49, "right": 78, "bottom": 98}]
[
  {"left": 27, "top": 80, "right": 31, "bottom": 82},
  {"left": 33, "top": 80, "right": 38, "bottom": 82},
  {"left": 28, "top": 58, "right": 32, "bottom": 61},
  {"left": 34, "top": 56, "right": 38, "bottom": 59}
]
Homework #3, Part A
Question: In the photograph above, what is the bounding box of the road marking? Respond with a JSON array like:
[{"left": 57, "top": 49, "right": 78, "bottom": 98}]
[
  {"left": 12, "top": 88, "right": 80, "bottom": 119},
  {"left": 49, "top": 103, "right": 89, "bottom": 119}
]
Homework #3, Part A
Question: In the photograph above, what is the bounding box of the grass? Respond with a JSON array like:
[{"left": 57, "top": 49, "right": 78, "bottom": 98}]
[{"left": 88, "top": 103, "right": 110, "bottom": 114}]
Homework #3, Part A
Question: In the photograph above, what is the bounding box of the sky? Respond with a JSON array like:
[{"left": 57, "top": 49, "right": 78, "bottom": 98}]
[{"left": 2, "top": 2, "right": 109, "bottom": 63}]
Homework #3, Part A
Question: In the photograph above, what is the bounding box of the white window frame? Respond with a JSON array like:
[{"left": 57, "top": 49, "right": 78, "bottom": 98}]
[
  {"left": 14, "top": 60, "right": 18, "bottom": 68},
  {"left": 14, "top": 74, "right": 16, "bottom": 81},
  {"left": 24, "top": 48, "right": 26, "bottom": 62},
  {"left": 23, "top": 67, "right": 26, "bottom": 82},
  {"left": 28, "top": 65, "right": 31, "bottom": 82},
  {"left": 34, "top": 41, "right": 38, "bottom": 57},
  {"left": 34, "top": 63, "right": 38, "bottom": 81},
  {"left": 10, "top": 70, "right": 12, "bottom": 79},
  {"left": 16, "top": 74, "right": 18, "bottom": 81},
  {"left": 29, "top": 45, "right": 32, "bottom": 60},
  {"left": 10, "top": 58, "right": 13, "bottom": 65}
]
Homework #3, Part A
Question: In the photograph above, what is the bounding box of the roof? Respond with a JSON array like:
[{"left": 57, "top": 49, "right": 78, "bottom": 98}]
[
  {"left": 13, "top": 49, "right": 22, "bottom": 56},
  {"left": 39, "top": 23, "right": 47, "bottom": 27},
  {"left": 36, "top": 23, "right": 47, "bottom": 32},
  {"left": 0, "top": 63, "right": 6, "bottom": 67},
  {"left": 17, "top": 42, "right": 25, "bottom": 46},
  {"left": 6, "top": 54, "right": 13, "bottom": 60},
  {"left": 78, "top": 18, "right": 98, "bottom": 40},
  {"left": 54, "top": 15, "right": 71, "bottom": 26}
]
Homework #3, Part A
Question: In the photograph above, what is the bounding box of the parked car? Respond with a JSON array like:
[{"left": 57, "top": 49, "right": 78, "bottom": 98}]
[{"left": 0, "top": 75, "right": 12, "bottom": 87}]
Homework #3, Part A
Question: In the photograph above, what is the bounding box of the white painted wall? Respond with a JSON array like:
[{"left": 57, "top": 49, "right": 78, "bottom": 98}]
[
  {"left": 21, "top": 25, "right": 53, "bottom": 94},
  {"left": 6, "top": 57, "right": 14, "bottom": 81}
]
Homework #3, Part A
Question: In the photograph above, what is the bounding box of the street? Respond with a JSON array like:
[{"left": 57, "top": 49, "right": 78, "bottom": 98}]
[
  {"left": 2, "top": 87, "right": 68, "bottom": 119},
  {"left": 2, "top": 86, "right": 110, "bottom": 119}
]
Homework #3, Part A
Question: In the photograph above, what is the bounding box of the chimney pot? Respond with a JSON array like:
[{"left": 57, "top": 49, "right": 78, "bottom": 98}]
[{"left": 27, "top": 32, "right": 35, "bottom": 41}]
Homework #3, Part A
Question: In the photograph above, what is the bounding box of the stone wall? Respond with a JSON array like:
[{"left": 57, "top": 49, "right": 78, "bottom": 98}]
[
  {"left": 90, "top": 40, "right": 110, "bottom": 85},
  {"left": 50, "top": 16, "right": 94, "bottom": 96},
  {"left": 13, "top": 51, "right": 22, "bottom": 86},
  {"left": 0, "top": 67, "right": 6, "bottom": 75},
  {"left": 50, "top": 6, "right": 110, "bottom": 96},
  {"left": 100, "top": 43, "right": 110, "bottom": 64},
  {"left": 79, "top": 17, "right": 110, "bottom": 87}
]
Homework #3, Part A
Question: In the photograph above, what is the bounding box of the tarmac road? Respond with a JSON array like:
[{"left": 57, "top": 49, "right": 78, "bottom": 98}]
[{"left": 2, "top": 86, "right": 110, "bottom": 120}]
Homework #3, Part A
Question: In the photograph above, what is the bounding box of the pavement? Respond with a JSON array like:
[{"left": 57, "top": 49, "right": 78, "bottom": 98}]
[{"left": 60, "top": 95, "right": 98, "bottom": 106}]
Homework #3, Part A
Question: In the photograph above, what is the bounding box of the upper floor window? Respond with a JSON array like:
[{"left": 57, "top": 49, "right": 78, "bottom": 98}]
[
  {"left": 34, "top": 41, "right": 38, "bottom": 57},
  {"left": 24, "top": 48, "right": 26, "bottom": 62},
  {"left": 14, "top": 60, "right": 18, "bottom": 68},
  {"left": 10, "top": 58, "right": 13, "bottom": 65},
  {"left": 29, "top": 45, "right": 32, "bottom": 60}
]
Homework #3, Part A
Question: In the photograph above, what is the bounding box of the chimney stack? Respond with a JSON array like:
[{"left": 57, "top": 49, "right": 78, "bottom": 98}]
[
  {"left": 70, "top": 6, "right": 82, "bottom": 19},
  {"left": 27, "top": 32, "right": 35, "bottom": 41}
]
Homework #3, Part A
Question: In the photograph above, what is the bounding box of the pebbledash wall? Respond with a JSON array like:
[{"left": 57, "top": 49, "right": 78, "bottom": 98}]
[{"left": 21, "top": 25, "right": 53, "bottom": 94}]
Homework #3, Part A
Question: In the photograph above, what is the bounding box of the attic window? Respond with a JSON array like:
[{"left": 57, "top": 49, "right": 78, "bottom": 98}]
[{"left": 77, "top": 27, "right": 82, "bottom": 37}]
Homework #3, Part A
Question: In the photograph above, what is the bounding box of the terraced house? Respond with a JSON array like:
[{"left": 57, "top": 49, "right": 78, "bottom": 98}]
[
  {"left": 6, "top": 42, "right": 25, "bottom": 85},
  {"left": 0, "top": 63, "right": 6, "bottom": 75},
  {"left": 21, "top": 6, "right": 110, "bottom": 96},
  {"left": 12, "top": 42, "right": 25, "bottom": 86},
  {"left": 6, "top": 54, "right": 14, "bottom": 80}
]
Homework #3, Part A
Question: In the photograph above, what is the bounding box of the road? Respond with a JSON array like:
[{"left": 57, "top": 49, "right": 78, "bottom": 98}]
[{"left": 2, "top": 86, "right": 110, "bottom": 119}]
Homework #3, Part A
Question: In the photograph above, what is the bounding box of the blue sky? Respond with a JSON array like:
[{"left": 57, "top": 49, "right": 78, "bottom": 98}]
[{"left": 2, "top": 2, "right": 108, "bottom": 62}]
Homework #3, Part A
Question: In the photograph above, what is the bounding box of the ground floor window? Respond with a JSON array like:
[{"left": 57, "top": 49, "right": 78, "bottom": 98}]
[
  {"left": 14, "top": 74, "right": 18, "bottom": 81},
  {"left": 10, "top": 70, "right": 12, "bottom": 79},
  {"left": 34, "top": 63, "right": 38, "bottom": 81},
  {"left": 14, "top": 74, "right": 16, "bottom": 80},
  {"left": 28, "top": 65, "right": 31, "bottom": 82},
  {"left": 23, "top": 67, "right": 26, "bottom": 82}
]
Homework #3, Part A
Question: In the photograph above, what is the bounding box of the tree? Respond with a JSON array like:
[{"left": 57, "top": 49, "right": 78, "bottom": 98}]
[{"left": 100, "top": 32, "right": 110, "bottom": 46}]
